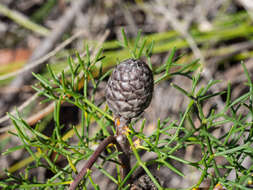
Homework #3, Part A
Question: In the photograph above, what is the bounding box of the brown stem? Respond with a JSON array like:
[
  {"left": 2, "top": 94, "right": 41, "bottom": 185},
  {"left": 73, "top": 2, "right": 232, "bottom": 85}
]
[
  {"left": 69, "top": 136, "right": 115, "bottom": 190},
  {"left": 115, "top": 118, "right": 132, "bottom": 181},
  {"left": 116, "top": 134, "right": 131, "bottom": 180},
  {"left": 69, "top": 134, "right": 131, "bottom": 190}
]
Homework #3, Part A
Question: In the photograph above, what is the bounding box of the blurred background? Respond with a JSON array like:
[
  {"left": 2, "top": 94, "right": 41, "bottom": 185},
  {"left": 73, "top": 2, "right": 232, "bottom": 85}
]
[{"left": 0, "top": 0, "right": 252, "bottom": 189}]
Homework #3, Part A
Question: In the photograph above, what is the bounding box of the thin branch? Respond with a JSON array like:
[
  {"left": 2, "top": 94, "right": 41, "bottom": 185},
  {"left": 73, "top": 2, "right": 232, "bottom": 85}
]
[
  {"left": 69, "top": 136, "right": 120, "bottom": 190},
  {"left": 70, "top": 118, "right": 132, "bottom": 190},
  {"left": 0, "top": 30, "right": 86, "bottom": 81},
  {"left": 153, "top": 1, "right": 205, "bottom": 66},
  {"left": 0, "top": 92, "right": 39, "bottom": 125},
  {"left": 0, "top": 102, "right": 54, "bottom": 133}
]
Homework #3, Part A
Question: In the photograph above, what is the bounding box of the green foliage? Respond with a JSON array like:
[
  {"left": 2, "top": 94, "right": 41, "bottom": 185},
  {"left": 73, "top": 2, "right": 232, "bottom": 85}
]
[{"left": 1, "top": 30, "right": 253, "bottom": 190}]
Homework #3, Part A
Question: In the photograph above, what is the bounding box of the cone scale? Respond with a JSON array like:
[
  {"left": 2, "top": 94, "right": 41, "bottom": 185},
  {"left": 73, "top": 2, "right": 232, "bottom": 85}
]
[{"left": 105, "top": 58, "right": 154, "bottom": 125}]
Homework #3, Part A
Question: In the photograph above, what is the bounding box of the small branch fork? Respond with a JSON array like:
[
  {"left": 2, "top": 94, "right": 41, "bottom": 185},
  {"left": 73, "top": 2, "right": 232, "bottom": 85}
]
[{"left": 69, "top": 118, "right": 131, "bottom": 190}]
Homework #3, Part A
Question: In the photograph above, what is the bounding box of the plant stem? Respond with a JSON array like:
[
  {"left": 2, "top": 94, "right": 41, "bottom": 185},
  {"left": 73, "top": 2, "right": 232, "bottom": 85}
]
[
  {"left": 69, "top": 136, "right": 116, "bottom": 190},
  {"left": 115, "top": 118, "right": 132, "bottom": 183},
  {"left": 126, "top": 134, "right": 162, "bottom": 189},
  {"left": 69, "top": 133, "right": 131, "bottom": 190}
]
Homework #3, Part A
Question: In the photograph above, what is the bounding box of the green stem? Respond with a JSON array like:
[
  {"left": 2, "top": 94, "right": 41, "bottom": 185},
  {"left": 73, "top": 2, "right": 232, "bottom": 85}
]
[
  {"left": 126, "top": 134, "right": 163, "bottom": 189},
  {"left": 0, "top": 3, "right": 50, "bottom": 36},
  {"left": 82, "top": 98, "right": 113, "bottom": 121}
]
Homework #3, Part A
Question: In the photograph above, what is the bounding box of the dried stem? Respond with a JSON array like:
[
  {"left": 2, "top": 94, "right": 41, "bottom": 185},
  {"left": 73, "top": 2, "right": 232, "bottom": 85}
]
[
  {"left": 69, "top": 136, "right": 116, "bottom": 190},
  {"left": 115, "top": 118, "right": 131, "bottom": 180},
  {"left": 69, "top": 132, "right": 131, "bottom": 190}
]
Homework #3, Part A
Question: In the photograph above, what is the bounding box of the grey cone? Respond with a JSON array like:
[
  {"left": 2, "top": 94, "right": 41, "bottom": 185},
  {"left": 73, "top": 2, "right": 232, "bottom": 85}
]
[{"left": 105, "top": 59, "right": 154, "bottom": 122}]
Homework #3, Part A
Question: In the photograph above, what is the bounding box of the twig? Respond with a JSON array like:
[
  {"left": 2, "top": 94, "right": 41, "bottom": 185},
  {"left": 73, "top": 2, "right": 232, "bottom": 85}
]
[
  {"left": 69, "top": 136, "right": 116, "bottom": 190},
  {"left": 0, "top": 92, "right": 39, "bottom": 125},
  {"left": 115, "top": 118, "right": 131, "bottom": 180},
  {"left": 152, "top": 1, "right": 205, "bottom": 65},
  {"left": 70, "top": 117, "right": 132, "bottom": 190},
  {"left": 0, "top": 30, "right": 86, "bottom": 82},
  {"left": 0, "top": 86, "right": 32, "bottom": 94},
  {"left": 69, "top": 135, "right": 130, "bottom": 190},
  {"left": 0, "top": 102, "right": 54, "bottom": 133}
]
